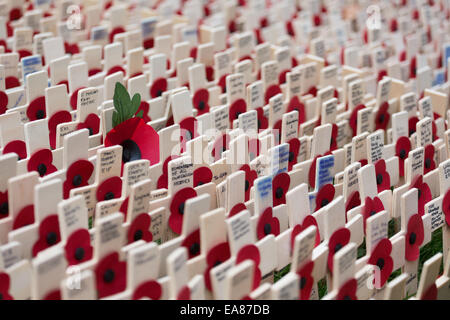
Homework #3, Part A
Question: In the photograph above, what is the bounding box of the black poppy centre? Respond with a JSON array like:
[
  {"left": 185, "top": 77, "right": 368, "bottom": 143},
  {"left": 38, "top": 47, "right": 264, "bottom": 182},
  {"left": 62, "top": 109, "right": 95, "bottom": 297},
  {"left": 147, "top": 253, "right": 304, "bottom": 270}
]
[
  {"left": 376, "top": 258, "right": 385, "bottom": 270},
  {"left": 409, "top": 232, "right": 416, "bottom": 245},
  {"left": 134, "top": 229, "right": 143, "bottom": 241},
  {"left": 299, "top": 277, "right": 307, "bottom": 290},
  {"left": 46, "top": 231, "right": 58, "bottom": 245},
  {"left": 264, "top": 223, "right": 272, "bottom": 235},
  {"left": 399, "top": 149, "right": 406, "bottom": 159},
  {"left": 72, "top": 175, "right": 83, "bottom": 187},
  {"left": 74, "top": 247, "right": 85, "bottom": 261},
  {"left": 36, "top": 109, "right": 45, "bottom": 120},
  {"left": 275, "top": 187, "right": 284, "bottom": 199},
  {"left": 189, "top": 242, "right": 200, "bottom": 256},
  {"left": 179, "top": 202, "right": 185, "bottom": 215},
  {"left": 334, "top": 243, "right": 343, "bottom": 253},
  {"left": 121, "top": 139, "right": 142, "bottom": 163},
  {"left": 376, "top": 174, "right": 383, "bottom": 185},
  {"left": 321, "top": 199, "right": 329, "bottom": 207},
  {"left": 103, "top": 269, "right": 115, "bottom": 283},
  {"left": 0, "top": 201, "right": 8, "bottom": 216},
  {"left": 37, "top": 163, "right": 47, "bottom": 176}
]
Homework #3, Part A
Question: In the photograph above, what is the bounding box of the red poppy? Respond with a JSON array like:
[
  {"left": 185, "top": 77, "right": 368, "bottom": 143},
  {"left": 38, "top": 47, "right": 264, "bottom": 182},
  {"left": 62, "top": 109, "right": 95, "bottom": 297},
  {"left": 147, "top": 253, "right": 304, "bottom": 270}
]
[
  {"left": 390, "top": 17, "right": 398, "bottom": 31},
  {"left": 150, "top": 78, "right": 167, "bottom": 98},
  {"left": 286, "top": 20, "right": 295, "bottom": 37},
  {"left": 0, "top": 273, "right": 13, "bottom": 300},
  {"left": 374, "top": 159, "right": 390, "bottom": 192},
  {"left": 96, "top": 176, "right": 122, "bottom": 202},
  {"left": 368, "top": 238, "right": 393, "bottom": 288},
  {"left": 5, "top": 76, "right": 20, "bottom": 89},
  {"left": 229, "top": 203, "right": 247, "bottom": 217},
  {"left": 107, "top": 65, "right": 126, "bottom": 77},
  {"left": 63, "top": 159, "right": 94, "bottom": 199},
  {"left": 32, "top": 215, "right": 61, "bottom": 257},
  {"left": 349, "top": 104, "right": 365, "bottom": 137},
  {"left": 177, "top": 286, "right": 191, "bottom": 300},
  {"left": 443, "top": 190, "right": 450, "bottom": 226},
  {"left": 0, "top": 90, "right": 8, "bottom": 114},
  {"left": 345, "top": 190, "right": 361, "bottom": 213},
  {"left": 77, "top": 113, "right": 101, "bottom": 136},
  {"left": 375, "top": 102, "right": 390, "bottom": 131},
  {"left": 395, "top": 136, "right": 411, "bottom": 177},
  {"left": 330, "top": 124, "right": 338, "bottom": 151},
  {"left": 95, "top": 252, "right": 127, "bottom": 298},
  {"left": 408, "top": 116, "right": 419, "bottom": 135},
  {"left": 17, "top": 49, "right": 32, "bottom": 60},
  {"left": 421, "top": 283, "right": 438, "bottom": 300},
  {"left": 179, "top": 116, "right": 199, "bottom": 153},
  {"left": 193, "top": 166, "right": 212, "bottom": 187},
  {"left": 88, "top": 68, "right": 103, "bottom": 77},
  {"left": 410, "top": 56, "right": 417, "bottom": 78},
  {"left": 264, "top": 84, "right": 282, "bottom": 104},
  {"left": 308, "top": 155, "right": 320, "bottom": 189},
  {"left": 143, "top": 38, "right": 154, "bottom": 49},
  {"left": 377, "top": 69, "right": 387, "bottom": 82},
  {"left": 432, "top": 121, "right": 438, "bottom": 141},
  {"left": 64, "top": 229, "right": 93, "bottom": 265},
  {"left": 169, "top": 187, "right": 197, "bottom": 235},
  {"left": 409, "top": 175, "right": 432, "bottom": 216},
  {"left": 236, "top": 244, "right": 262, "bottom": 290},
  {"left": 26, "top": 96, "right": 46, "bottom": 121},
  {"left": 48, "top": 110, "right": 72, "bottom": 149},
  {"left": 127, "top": 213, "right": 153, "bottom": 244},
  {"left": 217, "top": 73, "right": 229, "bottom": 93},
  {"left": 27, "top": 149, "right": 57, "bottom": 177},
  {"left": 205, "top": 65, "right": 214, "bottom": 82},
  {"left": 278, "top": 69, "right": 289, "bottom": 84},
  {"left": 362, "top": 196, "right": 384, "bottom": 229},
  {"left": 424, "top": 144, "right": 436, "bottom": 174},
  {"left": 132, "top": 280, "right": 162, "bottom": 300},
  {"left": 336, "top": 278, "right": 358, "bottom": 300},
  {"left": 248, "top": 138, "right": 260, "bottom": 160},
  {"left": 240, "top": 164, "right": 257, "bottom": 202},
  {"left": 181, "top": 229, "right": 201, "bottom": 259},
  {"left": 135, "top": 101, "right": 151, "bottom": 123},
  {"left": 272, "top": 119, "right": 282, "bottom": 144},
  {"left": 193, "top": 89, "right": 210, "bottom": 115},
  {"left": 256, "top": 107, "right": 268, "bottom": 130},
  {"left": 290, "top": 215, "right": 321, "bottom": 251},
  {"left": 3, "top": 140, "right": 27, "bottom": 160},
  {"left": 0, "top": 191, "right": 8, "bottom": 220},
  {"left": 69, "top": 87, "right": 86, "bottom": 110},
  {"left": 287, "top": 138, "right": 300, "bottom": 171},
  {"left": 12, "top": 204, "right": 34, "bottom": 230},
  {"left": 286, "top": 96, "right": 306, "bottom": 125},
  {"left": 296, "top": 260, "right": 314, "bottom": 300},
  {"left": 405, "top": 214, "right": 424, "bottom": 261},
  {"left": 9, "top": 7, "right": 22, "bottom": 21},
  {"left": 229, "top": 99, "right": 247, "bottom": 127},
  {"left": 105, "top": 117, "right": 160, "bottom": 166},
  {"left": 109, "top": 26, "right": 126, "bottom": 43},
  {"left": 211, "top": 134, "right": 230, "bottom": 162},
  {"left": 156, "top": 155, "right": 180, "bottom": 189},
  {"left": 64, "top": 42, "right": 80, "bottom": 55},
  {"left": 272, "top": 172, "right": 290, "bottom": 207},
  {"left": 119, "top": 197, "right": 129, "bottom": 221},
  {"left": 315, "top": 184, "right": 335, "bottom": 212},
  {"left": 204, "top": 242, "right": 231, "bottom": 291},
  {"left": 327, "top": 228, "right": 351, "bottom": 272},
  {"left": 256, "top": 207, "right": 280, "bottom": 240}
]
